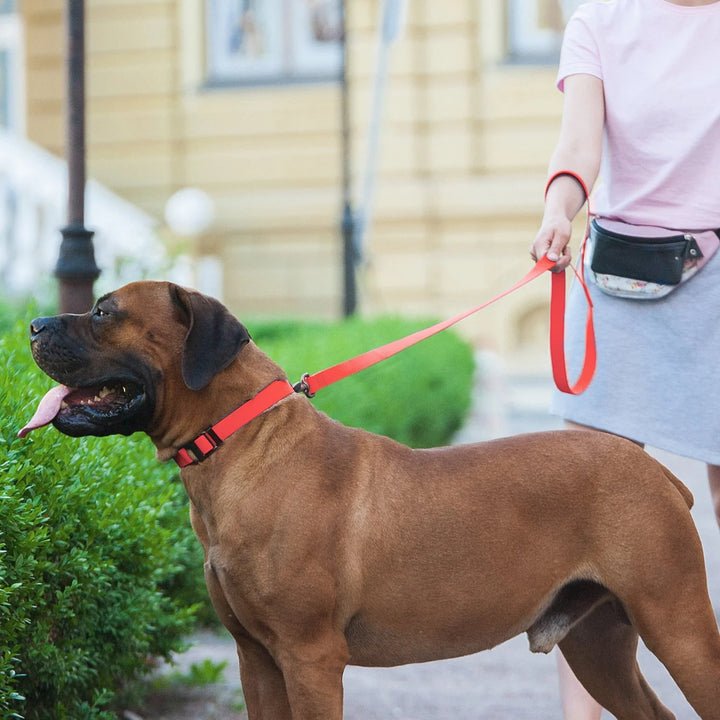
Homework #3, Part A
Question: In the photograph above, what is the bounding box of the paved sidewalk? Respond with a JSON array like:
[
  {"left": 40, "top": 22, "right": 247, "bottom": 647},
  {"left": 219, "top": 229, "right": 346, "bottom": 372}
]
[{"left": 169, "top": 355, "right": 720, "bottom": 719}]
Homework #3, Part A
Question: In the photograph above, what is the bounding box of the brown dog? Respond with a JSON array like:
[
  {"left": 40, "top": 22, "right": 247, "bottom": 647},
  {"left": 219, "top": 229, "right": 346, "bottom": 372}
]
[{"left": 21, "top": 281, "right": 720, "bottom": 720}]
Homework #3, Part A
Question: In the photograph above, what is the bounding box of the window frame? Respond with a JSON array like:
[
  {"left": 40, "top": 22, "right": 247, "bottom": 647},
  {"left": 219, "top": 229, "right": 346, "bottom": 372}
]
[
  {"left": 204, "top": 0, "right": 343, "bottom": 88},
  {"left": 506, "top": 0, "right": 582, "bottom": 65},
  {"left": 0, "top": 10, "right": 23, "bottom": 133}
]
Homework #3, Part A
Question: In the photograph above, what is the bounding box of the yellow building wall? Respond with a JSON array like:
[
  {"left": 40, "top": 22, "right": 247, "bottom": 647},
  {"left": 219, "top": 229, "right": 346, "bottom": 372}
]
[{"left": 22, "top": 0, "right": 568, "bottom": 362}]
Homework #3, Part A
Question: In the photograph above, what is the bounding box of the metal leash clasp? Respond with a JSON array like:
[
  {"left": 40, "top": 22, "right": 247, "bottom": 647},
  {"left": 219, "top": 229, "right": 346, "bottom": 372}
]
[{"left": 293, "top": 372, "right": 315, "bottom": 398}]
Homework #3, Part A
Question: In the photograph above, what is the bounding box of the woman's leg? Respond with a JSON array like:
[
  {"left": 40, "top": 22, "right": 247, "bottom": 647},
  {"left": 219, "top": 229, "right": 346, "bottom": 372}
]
[
  {"left": 557, "top": 420, "right": 633, "bottom": 719},
  {"left": 707, "top": 464, "right": 720, "bottom": 531},
  {"left": 557, "top": 649, "right": 604, "bottom": 720}
]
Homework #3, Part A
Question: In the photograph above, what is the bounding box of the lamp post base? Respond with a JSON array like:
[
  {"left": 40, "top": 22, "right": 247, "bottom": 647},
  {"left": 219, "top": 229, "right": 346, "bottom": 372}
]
[{"left": 55, "top": 224, "right": 100, "bottom": 313}]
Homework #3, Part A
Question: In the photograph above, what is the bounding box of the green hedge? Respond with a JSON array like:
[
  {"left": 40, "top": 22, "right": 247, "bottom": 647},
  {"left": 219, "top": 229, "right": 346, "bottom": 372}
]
[
  {"left": 0, "top": 306, "right": 474, "bottom": 719},
  {"left": 254, "top": 315, "right": 475, "bottom": 448},
  {"left": 0, "top": 318, "right": 203, "bottom": 720}
]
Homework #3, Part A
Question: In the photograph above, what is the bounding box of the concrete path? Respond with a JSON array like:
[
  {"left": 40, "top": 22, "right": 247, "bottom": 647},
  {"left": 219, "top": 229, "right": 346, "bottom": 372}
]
[{"left": 170, "top": 354, "right": 720, "bottom": 719}]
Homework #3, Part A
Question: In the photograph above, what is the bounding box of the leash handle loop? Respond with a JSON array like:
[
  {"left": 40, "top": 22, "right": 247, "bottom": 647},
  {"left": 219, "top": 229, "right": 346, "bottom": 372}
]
[
  {"left": 549, "top": 268, "right": 596, "bottom": 395},
  {"left": 545, "top": 169, "right": 595, "bottom": 395}
]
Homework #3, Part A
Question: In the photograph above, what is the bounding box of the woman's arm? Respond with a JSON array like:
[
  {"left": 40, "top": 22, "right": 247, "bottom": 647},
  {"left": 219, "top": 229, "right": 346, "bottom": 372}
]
[{"left": 531, "top": 73, "right": 605, "bottom": 270}]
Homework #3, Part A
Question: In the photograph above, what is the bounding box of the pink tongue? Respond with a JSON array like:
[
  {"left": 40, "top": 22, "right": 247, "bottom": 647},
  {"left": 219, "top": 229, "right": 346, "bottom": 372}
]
[{"left": 18, "top": 385, "right": 73, "bottom": 438}]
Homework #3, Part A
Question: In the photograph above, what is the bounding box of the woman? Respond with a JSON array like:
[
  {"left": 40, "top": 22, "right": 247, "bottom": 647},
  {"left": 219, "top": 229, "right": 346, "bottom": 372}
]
[{"left": 530, "top": 0, "right": 720, "bottom": 717}]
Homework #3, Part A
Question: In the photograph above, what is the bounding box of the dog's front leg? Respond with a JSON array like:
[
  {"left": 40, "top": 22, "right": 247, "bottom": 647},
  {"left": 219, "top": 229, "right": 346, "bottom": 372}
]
[
  {"left": 275, "top": 632, "right": 348, "bottom": 720},
  {"left": 237, "top": 635, "right": 293, "bottom": 720}
]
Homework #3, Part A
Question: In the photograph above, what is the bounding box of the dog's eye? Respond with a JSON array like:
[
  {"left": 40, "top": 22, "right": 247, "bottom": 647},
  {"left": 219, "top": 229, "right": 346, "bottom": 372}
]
[{"left": 94, "top": 306, "right": 109, "bottom": 318}]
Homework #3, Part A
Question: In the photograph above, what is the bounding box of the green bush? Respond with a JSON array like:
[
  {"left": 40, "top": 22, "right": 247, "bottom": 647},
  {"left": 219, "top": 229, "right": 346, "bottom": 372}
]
[
  {"left": 0, "top": 316, "right": 203, "bottom": 720},
  {"left": 253, "top": 315, "right": 475, "bottom": 448}
]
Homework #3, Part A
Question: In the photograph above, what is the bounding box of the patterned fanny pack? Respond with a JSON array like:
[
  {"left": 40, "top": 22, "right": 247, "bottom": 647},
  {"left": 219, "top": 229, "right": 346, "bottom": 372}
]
[{"left": 586, "top": 218, "right": 720, "bottom": 299}]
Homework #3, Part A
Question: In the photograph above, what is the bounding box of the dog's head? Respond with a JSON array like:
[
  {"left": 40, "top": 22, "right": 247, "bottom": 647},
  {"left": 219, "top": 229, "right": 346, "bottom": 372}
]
[{"left": 20, "top": 281, "right": 250, "bottom": 438}]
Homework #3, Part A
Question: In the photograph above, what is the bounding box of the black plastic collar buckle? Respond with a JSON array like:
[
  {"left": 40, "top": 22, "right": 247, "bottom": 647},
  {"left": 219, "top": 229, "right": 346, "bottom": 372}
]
[{"left": 183, "top": 426, "right": 223, "bottom": 464}]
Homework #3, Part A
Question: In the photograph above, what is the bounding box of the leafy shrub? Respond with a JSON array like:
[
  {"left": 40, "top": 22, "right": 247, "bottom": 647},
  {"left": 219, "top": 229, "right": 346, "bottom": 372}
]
[
  {"left": 0, "top": 315, "right": 203, "bottom": 720},
  {"left": 154, "top": 658, "right": 229, "bottom": 689},
  {"left": 253, "top": 315, "right": 475, "bottom": 448}
]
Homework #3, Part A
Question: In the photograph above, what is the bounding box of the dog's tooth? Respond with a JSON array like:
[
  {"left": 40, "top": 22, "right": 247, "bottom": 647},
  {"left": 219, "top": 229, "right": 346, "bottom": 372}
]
[{"left": 99, "top": 387, "right": 111, "bottom": 399}]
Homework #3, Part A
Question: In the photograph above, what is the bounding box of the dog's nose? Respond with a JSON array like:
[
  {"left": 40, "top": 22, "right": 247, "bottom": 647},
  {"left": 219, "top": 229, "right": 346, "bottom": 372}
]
[{"left": 30, "top": 317, "right": 50, "bottom": 339}]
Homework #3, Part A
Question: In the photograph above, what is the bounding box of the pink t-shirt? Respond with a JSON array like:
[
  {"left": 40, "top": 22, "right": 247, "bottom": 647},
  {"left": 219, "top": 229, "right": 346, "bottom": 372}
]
[{"left": 558, "top": 0, "right": 720, "bottom": 229}]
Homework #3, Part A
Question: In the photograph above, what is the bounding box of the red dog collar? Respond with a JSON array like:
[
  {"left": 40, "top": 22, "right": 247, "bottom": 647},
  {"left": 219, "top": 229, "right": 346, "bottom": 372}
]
[{"left": 174, "top": 380, "right": 295, "bottom": 467}]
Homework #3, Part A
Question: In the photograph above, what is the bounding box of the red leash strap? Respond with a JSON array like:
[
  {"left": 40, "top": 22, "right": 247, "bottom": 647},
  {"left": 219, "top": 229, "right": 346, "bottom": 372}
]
[
  {"left": 298, "top": 257, "right": 554, "bottom": 397},
  {"left": 544, "top": 169, "right": 596, "bottom": 394},
  {"left": 298, "top": 257, "right": 595, "bottom": 398}
]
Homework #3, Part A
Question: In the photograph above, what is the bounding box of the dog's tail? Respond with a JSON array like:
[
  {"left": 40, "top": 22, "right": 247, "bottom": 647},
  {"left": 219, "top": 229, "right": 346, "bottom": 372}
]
[{"left": 661, "top": 464, "right": 694, "bottom": 509}]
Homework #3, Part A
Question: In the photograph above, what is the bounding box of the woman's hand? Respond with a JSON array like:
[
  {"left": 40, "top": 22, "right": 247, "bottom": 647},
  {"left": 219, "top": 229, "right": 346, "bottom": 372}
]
[{"left": 531, "top": 213, "right": 574, "bottom": 271}]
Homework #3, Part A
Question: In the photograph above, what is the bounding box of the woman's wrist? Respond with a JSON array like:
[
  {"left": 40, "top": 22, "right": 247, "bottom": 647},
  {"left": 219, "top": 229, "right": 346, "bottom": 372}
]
[
  {"left": 544, "top": 174, "right": 588, "bottom": 223},
  {"left": 545, "top": 170, "right": 589, "bottom": 200}
]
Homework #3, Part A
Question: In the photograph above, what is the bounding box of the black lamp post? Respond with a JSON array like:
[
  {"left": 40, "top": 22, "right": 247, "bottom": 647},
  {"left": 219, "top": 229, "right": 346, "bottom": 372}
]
[
  {"left": 55, "top": 0, "right": 99, "bottom": 314},
  {"left": 340, "top": 0, "right": 357, "bottom": 317}
]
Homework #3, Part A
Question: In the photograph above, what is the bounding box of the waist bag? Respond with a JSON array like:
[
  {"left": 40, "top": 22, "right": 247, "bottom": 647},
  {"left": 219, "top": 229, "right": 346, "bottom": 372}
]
[{"left": 587, "top": 218, "right": 720, "bottom": 299}]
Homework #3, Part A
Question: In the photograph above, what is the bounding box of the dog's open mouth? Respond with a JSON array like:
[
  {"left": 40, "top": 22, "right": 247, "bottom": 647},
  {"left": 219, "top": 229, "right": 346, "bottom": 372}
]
[{"left": 19, "top": 381, "right": 146, "bottom": 438}]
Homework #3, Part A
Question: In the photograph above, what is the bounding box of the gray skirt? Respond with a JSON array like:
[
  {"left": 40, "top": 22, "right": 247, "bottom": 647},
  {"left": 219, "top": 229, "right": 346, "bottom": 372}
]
[{"left": 550, "top": 250, "right": 720, "bottom": 465}]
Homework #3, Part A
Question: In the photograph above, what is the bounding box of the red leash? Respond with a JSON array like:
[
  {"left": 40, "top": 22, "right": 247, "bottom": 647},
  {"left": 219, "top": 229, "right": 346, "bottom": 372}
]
[
  {"left": 299, "top": 170, "right": 595, "bottom": 398},
  {"left": 544, "top": 170, "right": 596, "bottom": 394},
  {"left": 295, "top": 255, "right": 594, "bottom": 397},
  {"left": 175, "top": 171, "right": 595, "bottom": 467},
  {"left": 175, "top": 262, "right": 594, "bottom": 467}
]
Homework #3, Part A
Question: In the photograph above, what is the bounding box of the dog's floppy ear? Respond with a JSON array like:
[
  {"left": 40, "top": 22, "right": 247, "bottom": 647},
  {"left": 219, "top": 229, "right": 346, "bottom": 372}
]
[{"left": 169, "top": 285, "right": 251, "bottom": 391}]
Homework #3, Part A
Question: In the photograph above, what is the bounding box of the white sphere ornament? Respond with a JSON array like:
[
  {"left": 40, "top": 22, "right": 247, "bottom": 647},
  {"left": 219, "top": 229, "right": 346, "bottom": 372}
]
[{"left": 164, "top": 187, "right": 215, "bottom": 236}]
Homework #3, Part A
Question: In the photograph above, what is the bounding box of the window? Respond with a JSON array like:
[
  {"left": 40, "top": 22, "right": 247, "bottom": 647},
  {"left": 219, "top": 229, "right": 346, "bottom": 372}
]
[
  {"left": 507, "top": 0, "right": 583, "bottom": 63},
  {"left": 206, "top": 0, "right": 343, "bottom": 85},
  {"left": 0, "top": 51, "right": 9, "bottom": 127},
  {"left": 0, "top": 4, "right": 22, "bottom": 132}
]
